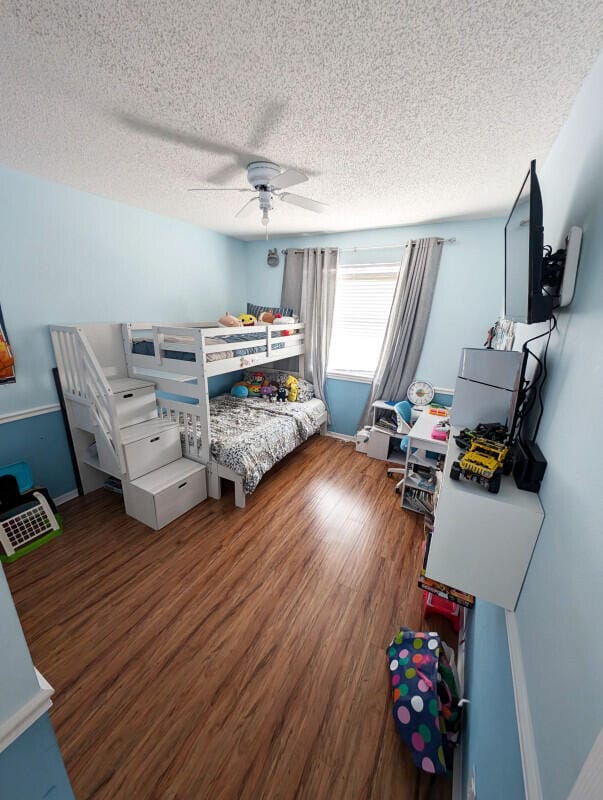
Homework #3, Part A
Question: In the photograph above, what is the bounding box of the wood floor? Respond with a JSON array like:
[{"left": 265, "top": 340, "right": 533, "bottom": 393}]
[{"left": 6, "top": 436, "right": 454, "bottom": 800}]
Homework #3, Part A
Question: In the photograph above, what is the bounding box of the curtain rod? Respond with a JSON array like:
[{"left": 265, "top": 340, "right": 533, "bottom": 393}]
[{"left": 281, "top": 237, "right": 456, "bottom": 255}]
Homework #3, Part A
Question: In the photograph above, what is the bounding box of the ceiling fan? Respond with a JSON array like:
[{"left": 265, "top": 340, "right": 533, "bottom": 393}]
[{"left": 188, "top": 161, "right": 327, "bottom": 235}]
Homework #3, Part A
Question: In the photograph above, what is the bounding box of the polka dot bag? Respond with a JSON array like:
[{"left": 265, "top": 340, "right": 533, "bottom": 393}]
[{"left": 387, "top": 627, "right": 460, "bottom": 775}]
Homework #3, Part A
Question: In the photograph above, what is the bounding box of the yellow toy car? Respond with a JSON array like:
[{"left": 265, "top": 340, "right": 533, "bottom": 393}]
[{"left": 450, "top": 438, "right": 510, "bottom": 494}]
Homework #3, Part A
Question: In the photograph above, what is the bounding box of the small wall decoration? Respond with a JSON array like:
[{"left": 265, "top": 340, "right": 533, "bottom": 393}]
[{"left": 0, "top": 304, "right": 15, "bottom": 384}]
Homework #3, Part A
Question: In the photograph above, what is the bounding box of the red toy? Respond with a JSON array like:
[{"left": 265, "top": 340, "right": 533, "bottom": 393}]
[{"left": 423, "top": 590, "right": 461, "bottom": 632}]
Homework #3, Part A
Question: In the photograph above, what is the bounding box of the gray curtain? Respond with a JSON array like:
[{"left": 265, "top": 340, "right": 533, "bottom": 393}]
[
  {"left": 281, "top": 248, "right": 338, "bottom": 412},
  {"left": 361, "top": 237, "right": 443, "bottom": 424}
]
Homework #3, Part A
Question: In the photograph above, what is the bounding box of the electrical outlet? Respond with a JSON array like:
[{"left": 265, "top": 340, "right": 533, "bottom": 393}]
[{"left": 467, "top": 766, "right": 477, "bottom": 800}]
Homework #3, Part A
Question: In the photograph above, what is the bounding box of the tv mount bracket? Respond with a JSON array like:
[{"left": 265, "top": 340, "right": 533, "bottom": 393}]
[{"left": 542, "top": 225, "right": 582, "bottom": 308}]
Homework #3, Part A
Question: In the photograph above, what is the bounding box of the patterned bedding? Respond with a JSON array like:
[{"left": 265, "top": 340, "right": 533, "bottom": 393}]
[
  {"left": 132, "top": 333, "right": 285, "bottom": 362},
  {"left": 209, "top": 395, "right": 324, "bottom": 494}
]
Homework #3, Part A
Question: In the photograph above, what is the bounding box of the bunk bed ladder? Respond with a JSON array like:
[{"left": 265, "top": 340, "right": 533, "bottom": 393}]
[{"left": 50, "top": 326, "right": 125, "bottom": 476}]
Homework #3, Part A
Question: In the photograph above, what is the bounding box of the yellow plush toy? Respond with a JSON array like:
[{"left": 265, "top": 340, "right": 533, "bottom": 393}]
[
  {"left": 238, "top": 313, "right": 257, "bottom": 326},
  {"left": 285, "top": 375, "right": 299, "bottom": 402}
]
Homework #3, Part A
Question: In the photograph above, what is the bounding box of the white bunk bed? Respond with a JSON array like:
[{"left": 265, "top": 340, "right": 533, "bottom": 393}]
[{"left": 121, "top": 321, "right": 328, "bottom": 507}]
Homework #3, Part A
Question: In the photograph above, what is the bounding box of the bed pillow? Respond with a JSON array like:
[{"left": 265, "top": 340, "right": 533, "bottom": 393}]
[
  {"left": 247, "top": 303, "right": 295, "bottom": 320},
  {"left": 243, "top": 368, "right": 314, "bottom": 402}
]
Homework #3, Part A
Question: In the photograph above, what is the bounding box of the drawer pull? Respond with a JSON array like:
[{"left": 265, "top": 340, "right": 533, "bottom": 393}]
[
  {"left": 123, "top": 392, "right": 134, "bottom": 399},
  {"left": 178, "top": 482, "right": 188, "bottom": 489},
  {"left": 150, "top": 436, "right": 160, "bottom": 443}
]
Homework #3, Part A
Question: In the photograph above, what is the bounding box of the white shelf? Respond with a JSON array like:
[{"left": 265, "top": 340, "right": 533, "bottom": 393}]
[
  {"left": 425, "top": 429, "right": 544, "bottom": 610},
  {"left": 82, "top": 444, "right": 102, "bottom": 471},
  {"left": 399, "top": 410, "right": 449, "bottom": 513},
  {"left": 408, "top": 451, "right": 440, "bottom": 468},
  {"left": 405, "top": 473, "right": 437, "bottom": 493}
]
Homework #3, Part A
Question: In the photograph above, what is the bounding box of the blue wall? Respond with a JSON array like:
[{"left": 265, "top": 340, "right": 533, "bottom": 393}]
[
  {"left": 462, "top": 602, "right": 525, "bottom": 799},
  {"left": 244, "top": 217, "right": 504, "bottom": 434},
  {"left": 513, "top": 53, "right": 603, "bottom": 800},
  {"left": 0, "top": 565, "right": 40, "bottom": 721},
  {"left": 0, "top": 166, "right": 248, "bottom": 495},
  {"left": 0, "top": 411, "right": 75, "bottom": 499},
  {"left": 324, "top": 377, "right": 371, "bottom": 436},
  {"left": 461, "top": 54, "right": 603, "bottom": 800},
  {"left": 0, "top": 564, "right": 74, "bottom": 797},
  {"left": 0, "top": 713, "right": 74, "bottom": 800},
  {"left": 0, "top": 167, "right": 248, "bottom": 416}
]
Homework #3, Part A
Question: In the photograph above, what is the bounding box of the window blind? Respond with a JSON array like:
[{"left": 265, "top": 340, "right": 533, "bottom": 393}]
[{"left": 327, "top": 262, "right": 400, "bottom": 380}]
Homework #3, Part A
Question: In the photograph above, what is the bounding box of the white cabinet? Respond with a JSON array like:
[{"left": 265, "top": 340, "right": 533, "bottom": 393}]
[
  {"left": 123, "top": 459, "right": 207, "bottom": 530},
  {"left": 425, "top": 433, "right": 544, "bottom": 610},
  {"left": 121, "top": 419, "right": 181, "bottom": 480}
]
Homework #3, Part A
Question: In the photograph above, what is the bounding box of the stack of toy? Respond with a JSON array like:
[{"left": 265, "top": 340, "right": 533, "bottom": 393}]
[
  {"left": 219, "top": 311, "right": 296, "bottom": 334},
  {"left": 230, "top": 372, "right": 300, "bottom": 403}
]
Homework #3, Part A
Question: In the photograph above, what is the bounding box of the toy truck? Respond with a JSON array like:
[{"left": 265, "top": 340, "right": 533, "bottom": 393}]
[{"left": 449, "top": 437, "right": 510, "bottom": 494}]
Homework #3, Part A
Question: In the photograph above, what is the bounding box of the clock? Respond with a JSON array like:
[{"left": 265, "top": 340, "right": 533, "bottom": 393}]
[{"left": 407, "top": 380, "right": 434, "bottom": 406}]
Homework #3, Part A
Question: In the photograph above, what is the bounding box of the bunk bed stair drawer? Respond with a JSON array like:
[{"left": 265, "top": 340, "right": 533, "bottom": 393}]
[
  {"left": 121, "top": 420, "right": 182, "bottom": 480},
  {"left": 124, "top": 460, "right": 207, "bottom": 530},
  {"left": 114, "top": 386, "right": 158, "bottom": 428}
]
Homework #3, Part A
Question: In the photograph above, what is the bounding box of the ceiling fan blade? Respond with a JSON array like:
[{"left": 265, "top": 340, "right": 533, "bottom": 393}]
[
  {"left": 246, "top": 100, "right": 288, "bottom": 151},
  {"left": 188, "top": 187, "right": 251, "bottom": 192},
  {"left": 117, "top": 112, "right": 246, "bottom": 159},
  {"left": 205, "top": 162, "right": 246, "bottom": 186},
  {"left": 279, "top": 193, "right": 327, "bottom": 214},
  {"left": 271, "top": 168, "right": 308, "bottom": 190},
  {"left": 235, "top": 197, "right": 260, "bottom": 218}
]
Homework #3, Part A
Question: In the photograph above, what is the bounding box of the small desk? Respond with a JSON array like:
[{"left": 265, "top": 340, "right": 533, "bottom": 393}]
[
  {"left": 400, "top": 410, "right": 449, "bottom": 513},
  {"left": 406, "top": 410, "right": 449, "bottom": 456}
]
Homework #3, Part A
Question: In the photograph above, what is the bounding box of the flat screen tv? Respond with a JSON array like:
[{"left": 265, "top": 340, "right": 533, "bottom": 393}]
[{"left": 504, "top": 160, "right": 552, "bottom": 324}]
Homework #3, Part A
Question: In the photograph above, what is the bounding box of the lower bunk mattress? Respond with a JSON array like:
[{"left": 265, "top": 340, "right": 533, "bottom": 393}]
[{"left": 209, "top": 395, "right": 326, "bottom": 494}]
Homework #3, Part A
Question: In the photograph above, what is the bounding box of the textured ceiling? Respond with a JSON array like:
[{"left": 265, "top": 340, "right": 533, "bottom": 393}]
[{"left": 1, "top": 1, "right": 601, "bottom": 239}]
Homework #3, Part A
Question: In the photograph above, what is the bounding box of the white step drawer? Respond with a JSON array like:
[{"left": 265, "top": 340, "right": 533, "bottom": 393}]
[
  {"left": 121, "top": 419, "right": 181, "bottom": 480},
  {"left": 114, "top": 386, "right": 157, "bottom": 428},
  {"left": 109, "top": 377, "right": 157, "bottom": 428},
  {"left": 124, "top": 460, "right": 207, "bottom": 530}
]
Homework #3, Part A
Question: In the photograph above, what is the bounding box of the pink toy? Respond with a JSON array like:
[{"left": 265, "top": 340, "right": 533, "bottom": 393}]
[{"left": 431, "top": 423, "right": 449, "bottom": 441}]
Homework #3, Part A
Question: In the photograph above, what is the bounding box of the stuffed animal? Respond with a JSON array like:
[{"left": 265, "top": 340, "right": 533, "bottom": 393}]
[
  {"left": 238, "top": 313, "right": 257, "bottom": 326},
  {"left": 276, "top": 386, "right": 288, "bottom": 403},
  {"left": 258, "top": 310, "right": 275, "bottom": 324},
  {"left": 274, "top": 313, "right": 294, "bottom": 335},
  {"left": 219, "top": 311, "right": 243, "bottom": 327},
  {"left": 260, "top": 379, "right": 273, "bottom": 400},
  {"left": 285, "top": 375, "right": 299, "bottom": 402},
  {"left": 231, "top": 384, "right": 248, "bottom": 398},
  {"left": 246, "top": 372, "right": 263, "bottom": 396}
]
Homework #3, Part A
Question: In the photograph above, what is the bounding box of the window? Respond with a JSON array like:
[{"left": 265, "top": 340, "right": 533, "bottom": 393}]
[{"left": 327, "top": 260, "right": 400, "bottom": 381}]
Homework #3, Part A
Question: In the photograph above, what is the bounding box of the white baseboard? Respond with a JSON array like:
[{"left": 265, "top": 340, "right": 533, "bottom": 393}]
[
  {"left": 0, "top": 669, "right": 54, "bottom": 755},
  {"left": 506, "top": 611, "right": 543, "bottom": 800},
  {"left": 55, "top": 490, "right": 79, "bottom": 506},
  {"left": 324, "top": 431, "right": 355, "bottom": 442},
  {"left": 568, "top": 728, "right": 603, "bottom": 800},
  {"left": 0, "top": 404, "right": 61, "bottom": 425}
]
